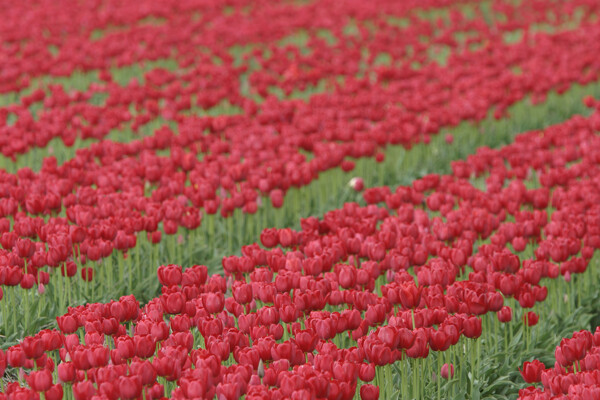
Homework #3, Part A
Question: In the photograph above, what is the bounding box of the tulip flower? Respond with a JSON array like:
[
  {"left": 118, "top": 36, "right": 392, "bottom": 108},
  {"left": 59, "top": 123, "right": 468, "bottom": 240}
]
[{"left": 441, "top": 363, "right": 454, "bottom": 379}]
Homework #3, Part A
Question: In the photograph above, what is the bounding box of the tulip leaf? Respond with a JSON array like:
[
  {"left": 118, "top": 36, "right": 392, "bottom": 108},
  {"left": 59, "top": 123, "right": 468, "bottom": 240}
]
[{"left": 508, "top": 328, "right": 523, "bottom": 349}]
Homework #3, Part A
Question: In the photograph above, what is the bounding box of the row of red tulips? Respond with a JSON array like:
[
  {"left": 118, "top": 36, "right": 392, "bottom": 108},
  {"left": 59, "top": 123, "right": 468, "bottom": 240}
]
[
  {"left": 7, "top": 0, "right": 577, "bottom": 104},
  {"left": 1, "top": 0, "right": 600, "bottom": 326},
  {"left": 2, "top": 0, "right": 598, "bottom": 162},
  {"left": 519, "top": 328, "right": 600, "bottom": 399},
  {"left": 0, "top": 0, "right": 471, "bottom": 95},
  {"left": 0, "top": 0, "right": 475, "bottom": 158},
  {"left": 2, "top": 97, "right": 600, "bottom": 398}
]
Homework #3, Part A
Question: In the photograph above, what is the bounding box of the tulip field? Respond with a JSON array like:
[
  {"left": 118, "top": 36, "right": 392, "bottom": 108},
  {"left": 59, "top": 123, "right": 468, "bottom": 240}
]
[{"left": 5, "top": 1, "right": 600, "bottom": 399}]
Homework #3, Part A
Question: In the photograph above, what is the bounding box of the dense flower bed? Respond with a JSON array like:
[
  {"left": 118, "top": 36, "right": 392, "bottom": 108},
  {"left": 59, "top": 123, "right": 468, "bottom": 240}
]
[
  {"left": 519, "top": 328, "right": 600, "bottom": 399},
  {"left": 2, "top": 97, "right": 600, "bottom": 399},
  {"left": 2, "top": 1, "right": 600, "bottom": 399},
  {"left": 1, "top": 0, "right": 600, "bottom": 326},
  {"left": 2, "top": 0, "right": 599, "bottom": 157}
]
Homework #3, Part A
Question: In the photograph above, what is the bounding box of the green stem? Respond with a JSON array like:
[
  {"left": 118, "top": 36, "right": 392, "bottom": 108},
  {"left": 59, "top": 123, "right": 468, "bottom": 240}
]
[
  {"left": 136, "top": 234, "right": 141, "bottom": 283},
  {"left": 227, "top": 216, "right": 233, "bottom": 253},
  {"left": 107, "top": 253, "right": 114, "bottom": 297},
  {"left": 470, "top": 339, "right": 476, "bottom": 397},
  {"left": 437, "top": 353, "right": 442, "bottom": 400},
  {"left": 24, "top": 288, "right": 30, "bottom": 334}
]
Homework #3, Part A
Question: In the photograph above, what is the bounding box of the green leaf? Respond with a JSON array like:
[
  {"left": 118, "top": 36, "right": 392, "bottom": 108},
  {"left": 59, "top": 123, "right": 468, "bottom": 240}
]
[
  {"left": 509, "top": 327, "right": 523, "bottom": 350},
  {"left": 452, "top": 388, "right": 468, "bottom": 400}
]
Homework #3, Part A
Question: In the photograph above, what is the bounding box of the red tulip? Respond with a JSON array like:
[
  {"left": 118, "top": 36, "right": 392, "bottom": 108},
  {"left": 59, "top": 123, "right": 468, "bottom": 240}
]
[
  {"left": 358, "top": 363, "right": 376, "bottom": 382},
  {"left": 45, "top": 384, "right": 64, "bottom": 400},
  {"left": 22, "top": 336, "right": 45, "bottom": 359},
  {"left": 360, "top": 384, "right": 379, "bottom": 400},
  {"left": 26, "top": 369, "right": 53, "bottom": 392},
  {"left": 350, "top": 177, "right": 364, "bottom": 192},
  {"left": 157, "top": 264, "right": 182, "bottom": 286},
  {"left": 270, "top": 190, "right": 284, "bottom": 208},
  {"left": 524, "top": 311, "right": 539, "bottom": 327},
  {"left": 441, "top": 363, "right": 454, "bottom": 379},
  {"left": 73, "top": 381, "right": 97, "bottom": 400},
  {"left": 6, "top": 346, "right": 26, "bottom": 368},
  {"left": 519, "top": 360, "right": 545, "bottom": 383},
  {"left": 497, "top": 306, "right": 512, "bottom": 323},
  {"left": 203, "top": 292, "right": 225, "bottom": 314},
  {"left": 0, "top": 349, "right": 5, "bottom": 378},
  {"left": 118, "top": 376, "right": 142, "bottom": 400},
  {"left": 80, "top": 267, "right": 94, "bottom": 282},
  {"left": 57, "top": 362, "right": 76, "bottom": 383},
  {"left": 260, "top": 228, "right": 279, "bottom": 248},
  {"left": 430, "top": 329, "right": 452, "bottom": 352},
  {"left": 463, "top": 316, "right": 482, "bottom": 339},
  {"left": 21, "top": 273, "right": 35, "bottom": 289},
  {"left": 162, "top": 292, "right": 185, "bottom": 314},
  {"left": 134, "top": 335, "right": 156, "bottom": 359}
]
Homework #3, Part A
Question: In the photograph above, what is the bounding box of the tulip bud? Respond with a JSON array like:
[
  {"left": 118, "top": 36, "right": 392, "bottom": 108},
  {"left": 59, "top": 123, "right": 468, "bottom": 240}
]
[
  {"left": 269, "top": 189, "right": 284, "bottom": 208},
  {"left": 81, "top": 267, "right": 94, "bottom": 282},
  {"left": 523, "top": 311, "right": 539, "bottom": 327},
  {"left": 257, "top": 359, "right": 265, "bottom": 378},
  {"left": 349, "top": 177, "right": 364, "bottom": 191},
  {"left": 441, "top": 363, "right": 454, "bottom": 379}
]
